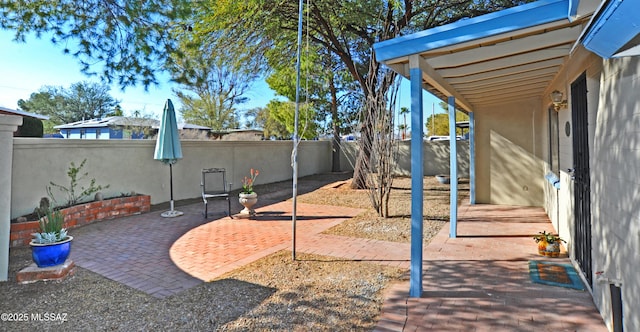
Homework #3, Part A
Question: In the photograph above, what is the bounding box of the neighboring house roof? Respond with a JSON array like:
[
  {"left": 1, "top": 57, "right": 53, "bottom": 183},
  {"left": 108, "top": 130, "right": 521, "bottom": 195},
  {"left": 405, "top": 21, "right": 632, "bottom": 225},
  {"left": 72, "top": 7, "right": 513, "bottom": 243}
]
[
  {"left": 54, "top": 116, "right": 210, "bottom": 130},
  {"left": 54, "top": 116, "right": 157, "bottom": 129},
  {"left": 373, "top": 0, "right": 599, "bottom": 112},
  {"left": 158, "top": 122, "right": 212, "bottom": 130},
  {"left": 580, "top": 0, "right": 640, "bottom": 58},
  {"left": 209, "top": 129, "right": 264, "bottom": 134},
  {"left": 0, "top": 106, "right": 49, "bottom": 120}
]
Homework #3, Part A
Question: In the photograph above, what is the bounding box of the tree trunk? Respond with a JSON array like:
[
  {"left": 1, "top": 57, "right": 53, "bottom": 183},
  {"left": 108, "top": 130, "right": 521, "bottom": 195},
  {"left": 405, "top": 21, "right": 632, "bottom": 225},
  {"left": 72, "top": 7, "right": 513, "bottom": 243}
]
[{"left": 350, "top": 60, "right": 380, "bottom": 190}]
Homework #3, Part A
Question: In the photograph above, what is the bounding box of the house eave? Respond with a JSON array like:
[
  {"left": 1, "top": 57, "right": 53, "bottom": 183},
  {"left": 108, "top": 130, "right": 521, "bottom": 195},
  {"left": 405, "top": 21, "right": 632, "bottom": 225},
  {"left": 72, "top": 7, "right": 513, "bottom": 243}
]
[
  {"left": 580, "top": 0, "right": 640, "bottom": 58},
  {"left": 374, "top": 0, "right": 571, "bottom": 63}
]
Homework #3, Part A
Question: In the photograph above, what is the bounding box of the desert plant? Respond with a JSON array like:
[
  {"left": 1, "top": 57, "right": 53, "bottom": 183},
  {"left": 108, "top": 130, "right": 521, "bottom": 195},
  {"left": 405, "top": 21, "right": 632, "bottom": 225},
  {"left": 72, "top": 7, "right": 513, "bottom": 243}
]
[
  {"left": 47, "top": 159, "right": 110, "bottom": 206},
  {"left": 32, "top": 208, "right": 68, "bottom": 244}
]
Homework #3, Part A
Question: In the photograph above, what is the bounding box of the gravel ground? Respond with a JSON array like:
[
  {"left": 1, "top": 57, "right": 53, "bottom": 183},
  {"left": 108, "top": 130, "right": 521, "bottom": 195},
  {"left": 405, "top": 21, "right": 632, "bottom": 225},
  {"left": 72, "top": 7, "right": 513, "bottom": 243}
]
[{"left": 1, "top": 173, "right": 468, "bottom": 331}]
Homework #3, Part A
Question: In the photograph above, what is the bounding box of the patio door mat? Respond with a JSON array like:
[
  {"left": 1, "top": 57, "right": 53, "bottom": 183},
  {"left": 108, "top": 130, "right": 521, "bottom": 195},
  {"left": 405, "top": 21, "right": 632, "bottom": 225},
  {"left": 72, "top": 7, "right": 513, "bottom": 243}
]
[{"left": 528, "top": 261, "right": 584, "bottom": 290}]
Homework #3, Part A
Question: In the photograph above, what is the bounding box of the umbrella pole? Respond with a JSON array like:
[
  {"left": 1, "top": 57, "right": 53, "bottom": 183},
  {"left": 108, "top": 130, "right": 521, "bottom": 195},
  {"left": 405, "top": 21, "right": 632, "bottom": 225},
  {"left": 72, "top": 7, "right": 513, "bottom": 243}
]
[
  {"left": 161, "top": 163, "right": 183, "bottom": 217},
  {"left": 169, "top": 163, "right": 174, "bottom": 211}
]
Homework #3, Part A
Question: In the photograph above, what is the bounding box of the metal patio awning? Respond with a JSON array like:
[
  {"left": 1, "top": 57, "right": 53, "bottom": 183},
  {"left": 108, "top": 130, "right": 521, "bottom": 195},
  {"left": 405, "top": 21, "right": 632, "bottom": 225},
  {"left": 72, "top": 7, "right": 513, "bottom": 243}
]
[
  {"left": 580, "top": 0, "right": 640, "bottom": 58},
  {"left": 374, "top": 0, "right": 600, "bottom": 112}
]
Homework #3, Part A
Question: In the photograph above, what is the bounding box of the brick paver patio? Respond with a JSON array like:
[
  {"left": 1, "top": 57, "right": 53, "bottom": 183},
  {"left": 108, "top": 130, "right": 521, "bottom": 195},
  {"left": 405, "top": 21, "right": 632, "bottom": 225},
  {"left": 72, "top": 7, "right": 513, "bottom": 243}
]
[{"left": 69, "top": 187, "right": 607, "bottom": 330}]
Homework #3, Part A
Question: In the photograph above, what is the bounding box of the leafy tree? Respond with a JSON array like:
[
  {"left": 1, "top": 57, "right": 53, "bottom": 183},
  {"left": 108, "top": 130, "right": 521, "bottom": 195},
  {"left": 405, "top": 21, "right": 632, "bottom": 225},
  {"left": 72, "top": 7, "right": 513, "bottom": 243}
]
[
  {"left": 266, "top": 47, "right": 359, "bottom": 169},
  {"left": 193, "top": 0, "right": 533, "bottom": 189},
  {"left": 18, "top": 81, "right": 119, "bottom": 132},
  {"left": 267, "top": 100, "right": 318, "bottom": 140},
  {"left": 108, "top": 105, "right": 124, "bottom": 117},
  {"left": 245, "top": 106, "right": 290, "bottom": 139},
  {"left": 176, "top": 92, "right": 241, "bottom": 130},
  {"left": 2, "top": 0, "right": 533, "bottom": 184},
  {"left": 0, "top": 0, "right": 192, "bottom": 88},
  {"left": 426, "top": 102, "right": 470, "bottom": 136},
  {"left": 168, "top": 30, "right": 262, "bottom": 130}
]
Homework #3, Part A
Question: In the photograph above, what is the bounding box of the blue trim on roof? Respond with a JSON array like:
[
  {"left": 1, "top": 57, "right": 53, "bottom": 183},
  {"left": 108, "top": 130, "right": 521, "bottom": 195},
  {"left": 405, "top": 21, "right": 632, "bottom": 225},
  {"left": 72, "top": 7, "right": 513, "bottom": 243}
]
[
  {"left": 374, "top": 0, "right": 570, "bottom": 62},
  {"left": 568, "top": 0, "right": 579, "bottom": 19},
  {"left": 582, "top": 0, "right": 640, "bottom": 58}
]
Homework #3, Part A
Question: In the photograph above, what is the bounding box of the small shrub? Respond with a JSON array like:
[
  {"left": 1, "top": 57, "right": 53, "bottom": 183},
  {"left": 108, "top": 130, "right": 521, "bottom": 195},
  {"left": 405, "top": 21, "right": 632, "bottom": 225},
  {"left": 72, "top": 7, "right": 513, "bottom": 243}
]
[
  {"left": 47, "top": 159, "right": 110, "bottom": 207},
  {"left": 15, "top": 116, "right": 43, "bottom": 137}
]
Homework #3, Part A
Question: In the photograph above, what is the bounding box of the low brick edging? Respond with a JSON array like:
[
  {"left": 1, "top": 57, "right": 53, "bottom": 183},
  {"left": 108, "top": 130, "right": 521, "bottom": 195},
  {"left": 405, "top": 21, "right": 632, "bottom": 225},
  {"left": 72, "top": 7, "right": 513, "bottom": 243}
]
[{"left": 10, "top": 195, "right": 151, "bottom": 247}]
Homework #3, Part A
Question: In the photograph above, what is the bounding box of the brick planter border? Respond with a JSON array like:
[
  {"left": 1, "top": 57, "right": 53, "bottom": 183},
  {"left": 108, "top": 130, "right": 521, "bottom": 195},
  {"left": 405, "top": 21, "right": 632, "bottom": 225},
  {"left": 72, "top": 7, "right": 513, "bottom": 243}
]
[{"left": 10, "top": 195, "right": 151, "bottom": 247}]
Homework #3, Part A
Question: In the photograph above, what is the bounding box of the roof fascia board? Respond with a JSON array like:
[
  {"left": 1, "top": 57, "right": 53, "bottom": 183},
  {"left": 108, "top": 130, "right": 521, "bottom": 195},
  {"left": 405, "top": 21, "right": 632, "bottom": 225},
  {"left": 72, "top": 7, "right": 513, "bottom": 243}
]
[
  {"left": 581, "top": 0, "right": 640, "bottom": 58},
  {"left": 568, "top": 0, "right": 579, "bottom": 20},
  {"left": 408, "top": 20, "right": 574, "bottom": 60},
  {"left": 374, "top": 0, "right": 569, "bottom": 63}
]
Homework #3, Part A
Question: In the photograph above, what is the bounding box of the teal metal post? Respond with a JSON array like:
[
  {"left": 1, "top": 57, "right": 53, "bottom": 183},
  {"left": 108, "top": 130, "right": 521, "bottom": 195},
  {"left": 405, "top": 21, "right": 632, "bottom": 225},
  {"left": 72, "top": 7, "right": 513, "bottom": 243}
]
[
  {"left": 469, "top": 111, "right": 476, "bottom": 205},
  {"left": 409, "top": 65, "right": 424, "bottom": 297},
  {"left": 448, "top": 97, "right": 458, "bottom": 238}
]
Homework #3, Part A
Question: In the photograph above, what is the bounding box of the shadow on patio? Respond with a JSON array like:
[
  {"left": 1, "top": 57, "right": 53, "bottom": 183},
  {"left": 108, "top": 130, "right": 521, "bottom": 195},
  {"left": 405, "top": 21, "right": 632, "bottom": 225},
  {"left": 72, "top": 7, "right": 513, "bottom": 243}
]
[{"left": 375, "top": 203, "right": 607, "bottom": 331}]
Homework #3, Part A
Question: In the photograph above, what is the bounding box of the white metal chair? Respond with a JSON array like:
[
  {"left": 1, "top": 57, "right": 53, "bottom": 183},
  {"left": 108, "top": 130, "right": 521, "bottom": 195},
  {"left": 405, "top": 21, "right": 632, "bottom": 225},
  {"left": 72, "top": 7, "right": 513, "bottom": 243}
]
[{"left": 201, "top": 168, "right": 231, "bottom": 218}]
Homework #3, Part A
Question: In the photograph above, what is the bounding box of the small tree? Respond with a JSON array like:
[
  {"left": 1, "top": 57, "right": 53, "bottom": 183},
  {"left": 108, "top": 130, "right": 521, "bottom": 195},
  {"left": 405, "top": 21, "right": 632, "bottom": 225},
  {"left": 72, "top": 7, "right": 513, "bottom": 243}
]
[{"left": 47, "top": 159, "right": 110, "bottom": 207}]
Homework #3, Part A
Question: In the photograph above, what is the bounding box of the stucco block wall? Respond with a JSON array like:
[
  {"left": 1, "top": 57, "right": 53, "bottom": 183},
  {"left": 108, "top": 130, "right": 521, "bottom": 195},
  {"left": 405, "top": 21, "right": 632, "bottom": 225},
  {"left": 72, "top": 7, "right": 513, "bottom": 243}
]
[
  {"left": 339, "top": 140, "right": 470, "bottom": 177},
  {"left": 590, "top": 56, "right": 640, "bottom": 332},
  {"left": 11, "top": 139, "right": 332, "bottom": 219},
  {"left": 474, "top": 98, "right": 544, "bottom": 206},
  {"left": 12, "top": 139, "right": 461, "bottom": 220}
]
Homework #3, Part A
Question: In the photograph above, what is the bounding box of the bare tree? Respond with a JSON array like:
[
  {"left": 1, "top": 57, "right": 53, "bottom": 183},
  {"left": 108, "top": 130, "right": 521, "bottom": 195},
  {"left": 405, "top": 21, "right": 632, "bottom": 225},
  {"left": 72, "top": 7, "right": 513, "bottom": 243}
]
[{"left": 358, "top": 64, "right": 400, "bottom": 217}]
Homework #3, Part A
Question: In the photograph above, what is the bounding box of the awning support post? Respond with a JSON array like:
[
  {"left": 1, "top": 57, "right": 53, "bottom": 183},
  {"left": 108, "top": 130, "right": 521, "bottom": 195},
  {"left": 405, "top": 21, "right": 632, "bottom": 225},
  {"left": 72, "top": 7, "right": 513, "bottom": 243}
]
[
  {"left": 409, "top": 55, "right": 424, "bottom": 297},
  {"left": 448, "top": 97, "right": 458, "bottom": 238}
]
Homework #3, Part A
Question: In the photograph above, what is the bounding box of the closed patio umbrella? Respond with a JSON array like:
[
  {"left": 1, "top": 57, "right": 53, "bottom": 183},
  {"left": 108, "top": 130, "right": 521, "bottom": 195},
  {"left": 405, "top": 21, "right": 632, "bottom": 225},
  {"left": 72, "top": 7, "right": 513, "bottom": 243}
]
[{"left": 154, "top": 99, "right": 183, "bottom": 217}]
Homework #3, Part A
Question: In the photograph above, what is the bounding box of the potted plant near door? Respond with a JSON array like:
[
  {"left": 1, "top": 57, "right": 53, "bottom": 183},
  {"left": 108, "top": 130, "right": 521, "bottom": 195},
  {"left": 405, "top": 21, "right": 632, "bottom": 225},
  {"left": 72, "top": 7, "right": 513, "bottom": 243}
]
[
  {"left": 238, "top": 168, "right": 259, "bottom": 217},
  {"left": 533, "top": 231, "right": 565, "bottom": 257},
  {"left": 30, "top": 207, "right": 73, "bottom": 267}
]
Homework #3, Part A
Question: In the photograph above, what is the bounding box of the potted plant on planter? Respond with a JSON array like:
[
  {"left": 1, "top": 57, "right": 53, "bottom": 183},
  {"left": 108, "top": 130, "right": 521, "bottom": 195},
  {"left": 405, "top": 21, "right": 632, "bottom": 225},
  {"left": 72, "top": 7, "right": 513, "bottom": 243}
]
[
  {"left": 238, "top": 168, "right": 259, "bottom": 217},
  {"left": 533, "top": 231, "right": 565, "bottom": 257},
  {"left": 30, "top": 207, "right": 73, "bottom": 267}
]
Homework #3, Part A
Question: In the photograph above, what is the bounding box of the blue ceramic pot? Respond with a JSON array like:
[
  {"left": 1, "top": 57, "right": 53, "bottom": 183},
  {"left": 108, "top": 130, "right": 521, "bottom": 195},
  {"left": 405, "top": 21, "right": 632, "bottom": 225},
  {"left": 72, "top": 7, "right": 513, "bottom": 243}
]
[{"left": 30, "top": 236, "right": 73, "bottom": 268}]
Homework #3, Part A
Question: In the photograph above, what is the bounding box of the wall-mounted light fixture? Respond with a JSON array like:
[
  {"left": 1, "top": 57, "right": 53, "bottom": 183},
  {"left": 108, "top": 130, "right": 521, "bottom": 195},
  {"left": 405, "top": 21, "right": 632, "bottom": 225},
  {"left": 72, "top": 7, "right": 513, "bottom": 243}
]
[{"left": 550, "top": 90, "right": 568, "bottom": 111}]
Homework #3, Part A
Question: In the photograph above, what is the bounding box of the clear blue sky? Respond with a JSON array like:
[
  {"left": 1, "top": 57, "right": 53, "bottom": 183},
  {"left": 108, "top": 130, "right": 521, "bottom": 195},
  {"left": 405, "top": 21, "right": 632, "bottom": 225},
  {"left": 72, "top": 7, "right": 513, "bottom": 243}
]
[
  {"left": 0, "top": 30, "right": 277, "bottom": 120},
  {"left": 0, "top": 30, "right": 442, "bottom": 125}
]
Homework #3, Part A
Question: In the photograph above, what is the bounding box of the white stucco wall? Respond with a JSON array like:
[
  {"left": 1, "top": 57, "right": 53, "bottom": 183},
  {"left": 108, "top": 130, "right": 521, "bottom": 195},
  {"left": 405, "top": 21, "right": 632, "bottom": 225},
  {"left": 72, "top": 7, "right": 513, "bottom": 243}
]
[
  {"left": 542, "top": 47, "right": 639, "bottom": 331},
  {"left": 590, "top": 56, "right": 640, "bottom": 332},
  {"left": 1, "top": 115, "right": 23, "bottom": 281}
]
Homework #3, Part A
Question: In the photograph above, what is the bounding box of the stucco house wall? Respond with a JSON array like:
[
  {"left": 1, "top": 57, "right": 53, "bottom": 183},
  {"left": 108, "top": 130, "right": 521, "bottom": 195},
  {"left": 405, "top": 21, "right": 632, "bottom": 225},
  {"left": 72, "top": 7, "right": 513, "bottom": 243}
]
[
  {"left": 590, "top": 55, "right": 640, "bottom": 332},
  {"left": 541, "top": 46, "right": 639, "bottom": 331},
  {"left": 473, "top": 97, "right": 545, "bottom": 206}
]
